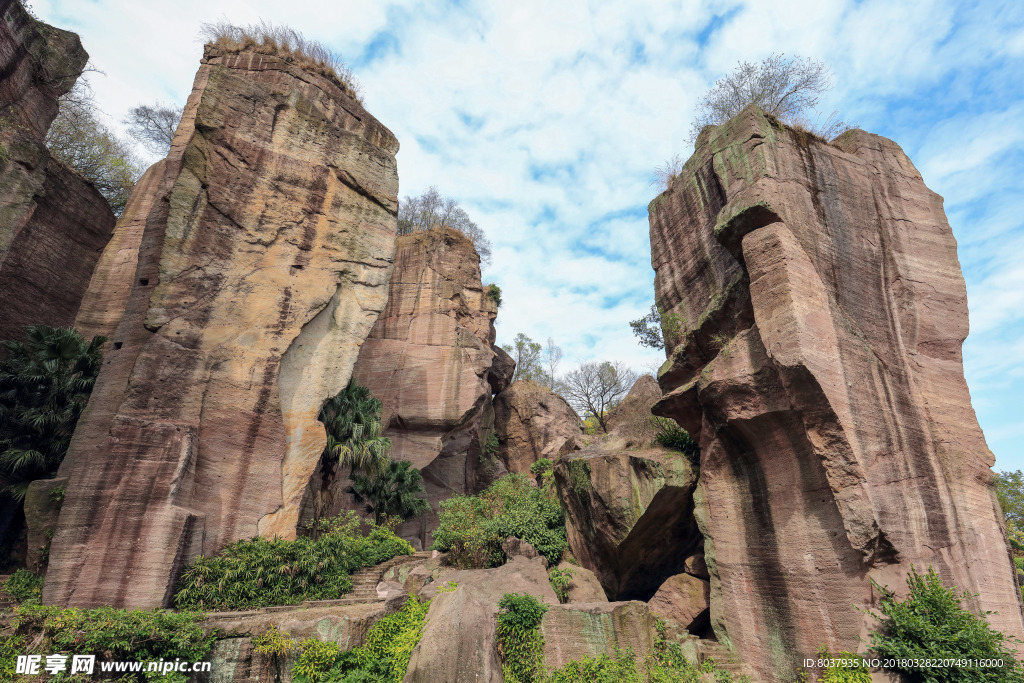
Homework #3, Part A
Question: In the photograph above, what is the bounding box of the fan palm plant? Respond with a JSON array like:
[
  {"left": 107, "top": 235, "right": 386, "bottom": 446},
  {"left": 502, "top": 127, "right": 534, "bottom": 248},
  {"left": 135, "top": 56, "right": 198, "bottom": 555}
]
[
  {"left": 0, "top": 326, "right": 106, "bottom": 500},
  {"left": 318, "top": 378, "right": 391, "bottom": 476},
  {"left": 352, "top": 460, "right": 429, "bottom": 525}
]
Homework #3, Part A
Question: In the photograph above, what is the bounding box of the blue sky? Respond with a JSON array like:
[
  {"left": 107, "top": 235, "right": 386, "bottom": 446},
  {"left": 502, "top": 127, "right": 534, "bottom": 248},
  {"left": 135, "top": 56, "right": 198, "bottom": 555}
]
[{"left": 39, "top": 0, "right": 1024, "bottom": 469}]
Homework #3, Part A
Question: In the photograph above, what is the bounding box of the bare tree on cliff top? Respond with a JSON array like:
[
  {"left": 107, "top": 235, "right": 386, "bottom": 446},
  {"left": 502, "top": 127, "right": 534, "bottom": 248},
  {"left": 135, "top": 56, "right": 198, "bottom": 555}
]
[
  {"left": 560, "top": 361, "right": 638, "bottom": 433},
  {"left": 125, "top": 102, "right": 183, "bottom": 156},
  {"left": 688, "top": 53, "right": 847, "bottom": 144},
  {"left": 398, "top": 186, "right": 493, "bottom": 267}
]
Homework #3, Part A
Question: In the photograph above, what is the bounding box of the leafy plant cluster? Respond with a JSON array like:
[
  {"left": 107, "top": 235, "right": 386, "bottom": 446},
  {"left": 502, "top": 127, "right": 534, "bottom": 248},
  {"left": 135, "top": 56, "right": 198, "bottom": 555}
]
[
  {"left": 0, "top": 326, "right": 105, "bottom": 501},
  {"left": 487, "top": 284, "right": 503, "bottom": 307},
  {"left": 2, "top": 604, "right": 214, "bottom": 683},
  {"left": 547, "top": 567, "right": 574, "bottom": 604},
  {"left": 651, "top": 417, "right": 700, "bottom": 465},
  {"left": 432, "top": 474, "right": 567, "bottom": 568},
  {"left": 266, "top": 596, "right": 431, "bottom": 683},
  {"left": 869, "top": 565, "right": 1023, "bottom": 682},
  {"left": 497, "top": 593, "right": 549, "bottom": 683},
  {"left": 174, "top": 512, "right": 413, "bottom": 610},
  {"left": 2, "top": 569, "right": 43, "bottom": 604},
  {"left": 352, "top": 460, "right": 428, "bottom": 525},
  {"left": 630, "top": 305, "right": 685, "bottom": 351},
  {"left": 814, "top": 649, "right": 870, "bottom": 683}
]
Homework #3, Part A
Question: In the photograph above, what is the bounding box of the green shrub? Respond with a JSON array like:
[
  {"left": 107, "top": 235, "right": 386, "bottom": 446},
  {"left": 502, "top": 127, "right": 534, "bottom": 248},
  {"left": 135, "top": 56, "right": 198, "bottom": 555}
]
[
  {"left": 870, "top": 565, "right": 1023, "bottom": 682},
  {"left": 817, "top": 649, "right": 870, "bottom": 683},
  {"left": 2, "top": 569, "right": 43, "bottom": 604},
  {"left": 652, "top": 417, "right": 700, "bottom": 464},
  {"left": 548, "top": 648, "right": 642, "bottom": 683},
  {"left": 497, "top": 593, "right": 548, "bottom": 683},
  {"left": 314, "top": 596, "right": 431, "bottom": 683},
  {"left": 432, "top": 474, "right": 567, "bottom": 568},
  {"left": 5, "top": 604, "right": 214, "bottom": 682},
  {"left": 352, "top": 459, "right": 429, "bottom": 525},
  {"left": 548, "top": 567, "right": 574, "bottom": 604},
  {"left": 174, "top": 512, "right": 413, "bottom": 610},
  {"left": 253, "top": 625, "right": 297, "bottom": 664},
  {"left": 487, "top": 284, "right": 503, "bottom": 308},
  {"left": 294, "top": 638, "right": 343, "bottom": 682},
  {"left": 566, "top": 458, "right": 591, "bottom": 501},
  {"left": 530, "top": 458, "right": 552, "bottom": 477}
]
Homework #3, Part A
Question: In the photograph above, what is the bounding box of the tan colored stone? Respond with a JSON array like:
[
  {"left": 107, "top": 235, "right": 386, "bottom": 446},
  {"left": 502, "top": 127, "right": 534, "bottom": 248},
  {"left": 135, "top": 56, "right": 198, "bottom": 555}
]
[
  {"left": 348, "top": 227, "right": 504, "bottom": 549},
  {"left": 493, "top": 380, "right": 581, "bottom": 474},
  {"left": 649, "top": 105, "right": 1024, "bottom": 680},
  {"left": 555, "top": 561, "right": 607, "bottom": 603},
  {"left": 648, "top": 572, "right": 710, "bottom": 634},
  {"left": 540, "top": 601, "right": 656, "bottom": 670},
  {"left": 43, "top": 45, "right": 398, "bottom": 609}
]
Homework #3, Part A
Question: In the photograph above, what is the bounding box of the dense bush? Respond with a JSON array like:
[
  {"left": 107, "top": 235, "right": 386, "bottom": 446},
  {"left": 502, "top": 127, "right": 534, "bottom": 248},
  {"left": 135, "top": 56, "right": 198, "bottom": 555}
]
[
  {"left": 432, "top": 474, "right": 567, "bottom": 568},
  {"left": 3, "top": 604, "right": 214, "bottom": 683},
  {"left": 174, "top": 512, "right": 412, "bottom": 610},
  {"left": 487, "top": 284, "right": 503, "bottom": 307},
  {"left": 320, "top": 379, "right": 392, "bottom": 476},
  {"left": 547, "top": 648, "right": 642, "bottom": 683},
  {"left": 870, "top": 565, "right": 1023, "bottom": 682},
  {"left": 352, "top": 459, "right": 428, "bottom": 525},
  {"left": 547, "top": 567, "right": 573, "bottom": 604},
  {"left": 497, "top": 593, "right": 549, "bottom": 683},
  {"left": 2, "top": 569, "right": 43, "bottom": 604},
  {"left": 0, "top": 326, "right": 105, "bottom": 500},
  {"left": 816, "top": 650, "right": 871, "bottom": 683},
  {"left": 284, "top": 596, "right": 431, "bottom": 683}
]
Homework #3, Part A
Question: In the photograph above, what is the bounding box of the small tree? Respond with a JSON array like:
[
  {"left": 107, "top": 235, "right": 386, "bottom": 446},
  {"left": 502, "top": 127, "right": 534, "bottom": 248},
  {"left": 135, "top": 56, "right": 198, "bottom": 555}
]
[
  {"left": 398, "top": 187, "right": 493, "bottom": 266},
  {"left": 351, "top": 460, "right": 428, "bottom": 525},
  {"left": 502, "top": 333, "right": 546, "bottom": 385},
  {"left": 560, "top": 361, "right": 638, "bottom": 433},
  {"left": 319, "top": 378, "right": 391, "bottom": 476},
  {"left": 46, "top": 82, "right": 143, "bottom": 215},
  {"left": 689, "top": 53, "right": 846, "bottom": 143},
  {"left": 996, "top": 470, "right": 1024, "bottom": 530},
  {"left": 124, "top": 102, "right": 183, "bottom": 156},
  {"left": 543, "top": 338, "right": 563, "bottom": 391},
  {"left": 0, "top": 326, "right": 105, "bottom": 500}
]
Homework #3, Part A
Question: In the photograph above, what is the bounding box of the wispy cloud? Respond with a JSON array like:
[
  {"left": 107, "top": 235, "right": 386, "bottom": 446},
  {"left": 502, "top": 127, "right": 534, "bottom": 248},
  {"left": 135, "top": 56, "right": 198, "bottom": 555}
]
[{"left": 42, "top": 0, "right": 1024, "bottom": 468}]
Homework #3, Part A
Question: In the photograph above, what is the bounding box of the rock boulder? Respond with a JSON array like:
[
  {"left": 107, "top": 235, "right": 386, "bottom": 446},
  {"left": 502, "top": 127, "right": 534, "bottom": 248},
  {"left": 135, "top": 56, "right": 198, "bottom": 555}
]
[{"left": 493, "top": 380, "right": 581, "bottom": 474}]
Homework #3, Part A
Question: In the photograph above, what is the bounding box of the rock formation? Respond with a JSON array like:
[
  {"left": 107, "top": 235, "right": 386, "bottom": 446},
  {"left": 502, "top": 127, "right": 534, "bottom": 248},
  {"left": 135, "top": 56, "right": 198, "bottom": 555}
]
[
  {"left": 347, "top": 227, "right": 511, "bottom": 549},
  {"left": 493, "top": 380, "right": 581, "bottom": 474},
  {"left": 0, "top": 0, "right": 116, "bottom": 341},
  {"left": 649, "top": 105, "right": 1024, "bottom": 680},
  {"left": 43, "top": 43, "right": 399, "bottom": 608}
]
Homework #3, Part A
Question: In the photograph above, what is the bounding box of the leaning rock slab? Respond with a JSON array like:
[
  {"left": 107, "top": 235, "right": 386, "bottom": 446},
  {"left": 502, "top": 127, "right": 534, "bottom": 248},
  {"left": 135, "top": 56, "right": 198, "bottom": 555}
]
[
  {"left": 649, "top": 105, "right": 1024, "bottom": 680},
  {"left": 44, "top": 45, "right": 398, "bottom": 608}
]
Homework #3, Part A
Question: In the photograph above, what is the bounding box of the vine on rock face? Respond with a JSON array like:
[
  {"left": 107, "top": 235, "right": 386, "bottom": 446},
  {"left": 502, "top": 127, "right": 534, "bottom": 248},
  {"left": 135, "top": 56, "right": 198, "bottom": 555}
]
[{"left": 496, "top": 593, "right": 548, "bottom": 683}]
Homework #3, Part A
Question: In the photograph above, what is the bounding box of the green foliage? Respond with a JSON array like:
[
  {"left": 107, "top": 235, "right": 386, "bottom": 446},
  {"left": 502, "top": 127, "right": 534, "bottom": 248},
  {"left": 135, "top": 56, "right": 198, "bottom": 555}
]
[
  {"left": 652, "top": 417, "right": 700, "bottom": 465},
  {"left": 629, "top": 305, "right": 685, "bottom": 351},
  {"left": 530, "top": 459, "right": 553, "bottom": 477},
  {"left": 253, "top": 625, "right": 298, "bottom": 662},
  {"left": 0, "top": 326, "right": 105, "bottom": 500},
  {"left": 816, "top": 649, "right": 871, "bottom": 683},
  {"left": 996, "top": 470, "right": 1024, "bottom": 530},
  {"left": 581, "top": 415, "right": 601, "bottom": 435},
  {"left": 49, "top": 485, "right": 65, "bottom": 503},
  {"left": 487, "top": 284, "right": 503, "bottom": 307},
  {"left": 352, "top": 459, "right": 428, "bottom": 525},
  {"left": 174, "top": 512, "right": 413, "bottom": 610},
  {"left": 497, "top": 593, "right": 548, "bottom": 683},
  {"left": 503, "top": 333, "right": 547, "bottom": 384},
  {"left": 870, "top": 565, "right": 1023, "bottom": 682},
  {"left": 2, "top": 569, "right": 43, "bottom": 604},
  {"left": 566, "top": 459, "right": 592, "bottom": 501},
  {"left": 7, "top": 604, "right": 214, "bottom": 682},
  {"left": 548, "top": 648, "right": 642, "bottom": 683},
  {"left": 320, "top": 379, "right": 392, "bottom": 476},
  {"left": 485, "top": 433, "right": 501, "bottom": 457},
  {"left": 307, "top": 596, "right": 431, "bottom": 683},
  {"left": 548, "top": 567, "right": 574, "bottom": 604},
  {"left": 295, "top": 639, "right": 343, "bottom": 682},
  {"left": 432, "top": 474, "right": 567, "bottom": 568}
]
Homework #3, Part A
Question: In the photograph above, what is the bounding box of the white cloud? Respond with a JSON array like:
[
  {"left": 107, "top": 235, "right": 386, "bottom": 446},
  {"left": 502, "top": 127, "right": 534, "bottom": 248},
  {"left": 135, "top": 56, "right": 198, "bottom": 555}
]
[{"left": 39, "top": 0, "right": 1024, "bottom": 466}]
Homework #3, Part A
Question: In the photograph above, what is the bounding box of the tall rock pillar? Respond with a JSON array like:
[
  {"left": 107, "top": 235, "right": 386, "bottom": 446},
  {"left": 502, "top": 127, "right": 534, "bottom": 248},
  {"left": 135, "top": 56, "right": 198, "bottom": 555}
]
[
  {"left": 650, "top": 105, "right": 1023, "bottom": 680},
  {"left": 44, "top": 44, "right": 399, "bottom": 608}
]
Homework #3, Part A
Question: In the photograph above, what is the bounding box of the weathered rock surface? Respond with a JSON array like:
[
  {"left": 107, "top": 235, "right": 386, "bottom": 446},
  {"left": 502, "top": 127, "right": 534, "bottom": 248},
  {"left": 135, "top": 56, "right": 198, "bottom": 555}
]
[
  {"left": 554, "top": 441, "right": 700, "bottom": 602},
  {"left": 44, "top": 45, "right": 399, "bottom": 608},
  {"left": 648, "top": 572, "right": 710, "bottom": 635},
  {"left": 650, "top": 105, "right": 1024, "bottom": 680},
  {"left": 540, "top": 601, "right": 656, "bottom": 670},
  {"left": 554, "top": 561, "right": 607, "bottom": 604},
  {"left": 22, "top": 477, "right": 65, "bottom": 573},
  {"left": 347, "top": 227, "right": 506, "bottom": 549},
  {"left": 493, "top": 380, "right": 581, "bottom": 474},
  {"left": 0, "top": 0, "right": 116, "bottom": 341}
]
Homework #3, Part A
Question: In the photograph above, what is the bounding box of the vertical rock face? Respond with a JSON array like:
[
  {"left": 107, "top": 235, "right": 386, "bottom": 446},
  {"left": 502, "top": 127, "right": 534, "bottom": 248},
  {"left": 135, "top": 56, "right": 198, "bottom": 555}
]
[
  {"left": 349, "top": 227, "right": 510, "bottom": 549},
  {"left": 650, "top": 105, "right": 1023, "bottom": 680},
  {"left": 492, "top": 380, "right": 581, "bottom": 475},
  {"left": 0, "top": 0, "right": 116, "bottom": 341},
  {"left": 44, "top": 45, "right": 399, "bottom": 608}
]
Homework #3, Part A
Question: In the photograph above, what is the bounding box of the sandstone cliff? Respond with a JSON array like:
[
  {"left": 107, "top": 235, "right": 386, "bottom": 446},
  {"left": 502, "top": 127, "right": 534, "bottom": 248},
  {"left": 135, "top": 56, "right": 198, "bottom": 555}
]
[
  {"left": 650, "top": 105, "right": 1023, "bottom": 680},
  {"left": 0, "top": 0, "right": 116, "bottom": 341},
  {"left": 347, "top": 227, "right": 512, "bottom": 549},
  {"left": 43, "top": 44, "right": 399, "bottom": 608},
  {"left": 492, "top": 380, "right": 581, "bottom": 475}
]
